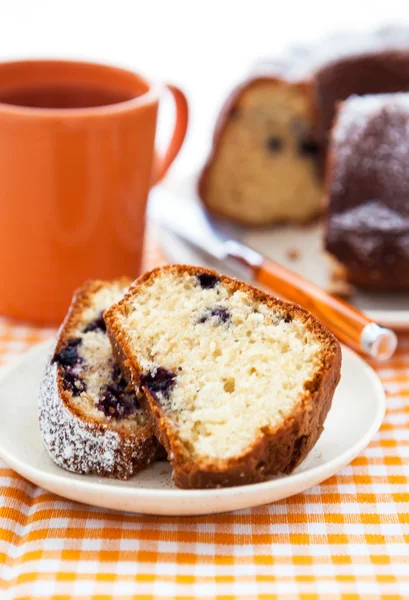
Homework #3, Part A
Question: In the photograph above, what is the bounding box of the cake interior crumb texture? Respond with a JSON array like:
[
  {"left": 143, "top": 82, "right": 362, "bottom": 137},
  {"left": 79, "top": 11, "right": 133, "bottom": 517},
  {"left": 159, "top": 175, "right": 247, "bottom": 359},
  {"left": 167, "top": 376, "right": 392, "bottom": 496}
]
[
  {"left": 115, "top": 271, "right": 326, "bottom": 460},
  {"left": 67, "top": 283, "right": 148, "bottom": 433},
  {"left": 203, "top": 81, "right": 323, "bottom": 225}
]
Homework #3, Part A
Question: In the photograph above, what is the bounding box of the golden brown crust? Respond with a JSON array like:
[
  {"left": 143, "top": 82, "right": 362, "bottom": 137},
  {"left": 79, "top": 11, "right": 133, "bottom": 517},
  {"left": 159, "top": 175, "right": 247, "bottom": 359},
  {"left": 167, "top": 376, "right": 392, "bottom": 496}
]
[
  {"left": 198, "top": 77, "right": 320, "bottom": 227},
  {"left": 105, "top": 265, "right": 342, "bottom": 489},
  {"left": 43, "top": 279, "right": 160, "bottom": 479}
]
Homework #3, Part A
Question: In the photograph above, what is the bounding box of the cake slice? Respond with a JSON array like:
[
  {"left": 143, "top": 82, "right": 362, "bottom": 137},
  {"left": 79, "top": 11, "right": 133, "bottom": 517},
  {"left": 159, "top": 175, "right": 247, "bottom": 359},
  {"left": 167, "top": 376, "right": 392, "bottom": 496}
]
[
  {"left": 39, "top": 279, "right": 160, "bottom": 479},
  {"left": 325, "top": 93, "right": 409, "bottom": 291},
  {"left": 199, "top": 78, "right": 323, "bottom": 226},
  {"left": 105, "top": 266, "right": 341, "bottom": 489}
]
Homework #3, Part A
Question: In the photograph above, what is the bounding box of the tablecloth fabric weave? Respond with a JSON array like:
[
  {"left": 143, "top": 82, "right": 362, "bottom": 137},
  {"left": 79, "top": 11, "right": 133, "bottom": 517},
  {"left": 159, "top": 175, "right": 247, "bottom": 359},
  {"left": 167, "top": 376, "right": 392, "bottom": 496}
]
[{"left": 1, "top": 238, "right": 408, "bottom": 599}]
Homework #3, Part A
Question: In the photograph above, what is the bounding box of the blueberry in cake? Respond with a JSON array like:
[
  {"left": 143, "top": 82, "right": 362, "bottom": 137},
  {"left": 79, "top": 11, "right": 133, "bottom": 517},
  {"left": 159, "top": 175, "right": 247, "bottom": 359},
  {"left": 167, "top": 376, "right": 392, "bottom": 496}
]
[
  {"left": 39, "top": 280, "right": 160, "bottom": 479},
  {"left": 105, "top": 265, "right": 341, "bottom": 489}
]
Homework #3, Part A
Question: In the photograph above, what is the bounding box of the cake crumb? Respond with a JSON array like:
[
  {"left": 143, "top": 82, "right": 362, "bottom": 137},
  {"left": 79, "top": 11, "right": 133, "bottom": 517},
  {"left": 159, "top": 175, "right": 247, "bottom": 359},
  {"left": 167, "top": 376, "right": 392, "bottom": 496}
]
[{"left": 286, "top": 247, "right": 300, "bottom": 261}]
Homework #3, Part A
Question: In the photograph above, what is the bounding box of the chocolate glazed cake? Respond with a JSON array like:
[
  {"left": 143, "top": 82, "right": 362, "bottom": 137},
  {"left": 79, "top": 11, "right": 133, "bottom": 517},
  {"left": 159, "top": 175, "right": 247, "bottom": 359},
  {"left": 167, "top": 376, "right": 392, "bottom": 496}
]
[
  {"left": 199, "top": 28, "right": 409, "bottom": 227},
  {"left": 325, "top": 94, "right": 409, "bottom": 291}
]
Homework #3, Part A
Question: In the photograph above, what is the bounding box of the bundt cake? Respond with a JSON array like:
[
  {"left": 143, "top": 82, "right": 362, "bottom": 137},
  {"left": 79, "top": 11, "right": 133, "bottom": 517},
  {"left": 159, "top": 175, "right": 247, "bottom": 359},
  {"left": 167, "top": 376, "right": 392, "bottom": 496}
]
[
  {"left": 39, "top": 279, "right": 160, "bottom": 479},
  {"left": 199, "top": 28, "right": 409, "bottom": 226},
  {"left": 325, "top": 93, "right": 409, "bottom": 291},
  {"left": 105, "top": 265, "right": 341, "bottom": 489}
]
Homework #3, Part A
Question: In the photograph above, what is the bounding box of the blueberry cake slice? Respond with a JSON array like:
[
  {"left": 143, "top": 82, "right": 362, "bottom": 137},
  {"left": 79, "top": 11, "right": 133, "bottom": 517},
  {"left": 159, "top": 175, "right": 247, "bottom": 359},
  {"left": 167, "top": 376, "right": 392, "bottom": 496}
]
[
  {"left": 39, "top": 280, "right": 160, "bottom": 479},
  {"left": 199, "top": 78, "right": 323, "bottom": 226},
  {"left": 105, "top": 266, "right": 341, "bottom": 489}
]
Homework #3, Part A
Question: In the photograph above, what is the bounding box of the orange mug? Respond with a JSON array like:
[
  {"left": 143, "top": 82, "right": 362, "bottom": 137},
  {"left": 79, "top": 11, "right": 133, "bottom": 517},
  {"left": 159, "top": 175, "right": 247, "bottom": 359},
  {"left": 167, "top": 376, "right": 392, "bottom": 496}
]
[{"left": 0, "top": 60, "right": 188, "bottom": 324}]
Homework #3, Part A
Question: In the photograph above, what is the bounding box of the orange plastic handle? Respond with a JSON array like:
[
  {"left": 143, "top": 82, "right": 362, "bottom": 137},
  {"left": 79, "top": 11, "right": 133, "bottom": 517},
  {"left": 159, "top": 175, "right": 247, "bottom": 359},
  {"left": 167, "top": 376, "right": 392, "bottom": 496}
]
[
  {"left": 256, "top": 258, "right": 370, "bottom": 353},
  {"left": 152, "top": 84, "right": 189, "bottom": 183}
]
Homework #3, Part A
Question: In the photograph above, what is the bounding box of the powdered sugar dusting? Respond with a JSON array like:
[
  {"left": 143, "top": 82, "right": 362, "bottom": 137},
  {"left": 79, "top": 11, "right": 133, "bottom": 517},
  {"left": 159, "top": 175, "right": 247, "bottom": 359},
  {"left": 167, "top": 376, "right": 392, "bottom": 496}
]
[
  {"left": 253, "top": 27, "right": 409, "bottom": 82},
  {"left": 39, "top": 353, "right": 117, "bottom": 474},
  {"left": 334, "top": 93, "right": 409, "bottom": 146},
  {"left": 38, "top": 281, "right": 158, "bottom": 479},
  {"left": 330, "top": 201, "right": 409, "bottom": 234},
  {"left": 331, "top": 92, "right": 409, "bottom": 210},
  {"left": 326, "top": 91, "right": 409, "bottom": 287},
  {"left": 39, "top": 357, "right": 156, "bottom": 478}
]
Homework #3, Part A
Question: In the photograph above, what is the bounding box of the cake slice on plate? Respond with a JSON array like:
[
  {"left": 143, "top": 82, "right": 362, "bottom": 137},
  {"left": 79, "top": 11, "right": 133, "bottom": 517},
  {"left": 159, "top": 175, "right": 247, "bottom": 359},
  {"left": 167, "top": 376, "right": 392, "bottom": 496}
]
[
  {"left": 39, "top": 279, "right": 160, "bottom": 479},
  {"left": 105, "top": 265, "right": 341, "bottom": 489}
]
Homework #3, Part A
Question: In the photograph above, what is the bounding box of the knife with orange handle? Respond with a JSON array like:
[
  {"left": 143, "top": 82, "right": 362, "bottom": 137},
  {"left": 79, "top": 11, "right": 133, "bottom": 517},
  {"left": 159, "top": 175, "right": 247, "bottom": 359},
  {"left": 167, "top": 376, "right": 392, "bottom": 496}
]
[
  {"left": 226, "top": 240, "right": 397, "bottom": 359},
  {"left": 150, "top": 189, "right": 398, "bottom": 360}
]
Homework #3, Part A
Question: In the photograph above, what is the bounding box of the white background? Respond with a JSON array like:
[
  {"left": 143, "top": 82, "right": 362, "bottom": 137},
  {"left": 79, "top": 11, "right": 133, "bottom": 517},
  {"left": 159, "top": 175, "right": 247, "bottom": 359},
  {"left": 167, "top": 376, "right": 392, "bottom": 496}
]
[{"left": 2, "top": 0, "right": 409, "bottom": 178}]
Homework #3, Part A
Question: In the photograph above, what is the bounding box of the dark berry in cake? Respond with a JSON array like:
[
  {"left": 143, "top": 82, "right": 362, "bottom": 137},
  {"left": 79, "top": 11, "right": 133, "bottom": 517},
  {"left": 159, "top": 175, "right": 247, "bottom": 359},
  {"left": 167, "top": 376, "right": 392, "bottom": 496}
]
[
  {"left": 197, "top": 273, "right": 220, "bottom": 289},
  {"left": 112, "top": 364, "right": 122, "bottom": 381},
  {"left": 198, "top": 307, "right": 231, "bottom": 324},
  {"left": 53, "top": 338, "right": 82, "bottom": 367},
  {"left": 298, "top": 138, "right": 320, "bottom": 156},
  {"left": 97, "top": 374, "right": 140, "bottom": 419},
  {"left": 98, "top": 389, "right": 138, "bottom": 419},
  {"left": 265, "top": 136, "right": 283, "bottom": 152},
  {"left": 210, "top": 307, "right": 230, "bottom": 323},
  {"left": 62, "top": 370, "right": 87, "bottom": 396},
  {"left": 83, "top": 312, "right": 106, "bottom": 334},
  {"left": 111, "top": 364, "right": 128, "bottom": 388},
  {"left": 97, "top": 360, "right": 140, "bottom": 419},
  {"left": 141, "top": 367, "right": 177, "bottom": 399}
]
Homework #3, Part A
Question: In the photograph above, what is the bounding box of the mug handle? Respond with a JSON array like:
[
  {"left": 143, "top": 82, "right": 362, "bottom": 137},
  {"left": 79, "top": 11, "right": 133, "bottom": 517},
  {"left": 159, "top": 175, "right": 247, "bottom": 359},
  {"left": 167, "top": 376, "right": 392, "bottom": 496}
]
[{"left": 151, "top": 84, "right": 189, "bottom": 184}]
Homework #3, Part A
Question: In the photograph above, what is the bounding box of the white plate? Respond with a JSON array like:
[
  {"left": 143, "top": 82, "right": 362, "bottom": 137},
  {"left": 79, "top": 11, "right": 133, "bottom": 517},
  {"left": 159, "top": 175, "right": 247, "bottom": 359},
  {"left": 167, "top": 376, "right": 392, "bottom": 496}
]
[
  {"left": 152, "top": 176, "right": 409, "bottom": 329},
  {"left": 0, "top": 341, "right": 384, "bottom": 516}
]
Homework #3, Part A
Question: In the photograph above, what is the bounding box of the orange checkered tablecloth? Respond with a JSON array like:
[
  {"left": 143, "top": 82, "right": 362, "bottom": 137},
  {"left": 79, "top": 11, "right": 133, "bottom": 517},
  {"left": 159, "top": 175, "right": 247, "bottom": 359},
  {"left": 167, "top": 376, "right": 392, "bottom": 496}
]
[{"left": 1, "top": 238, "right": 409, "bottom": 599}]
